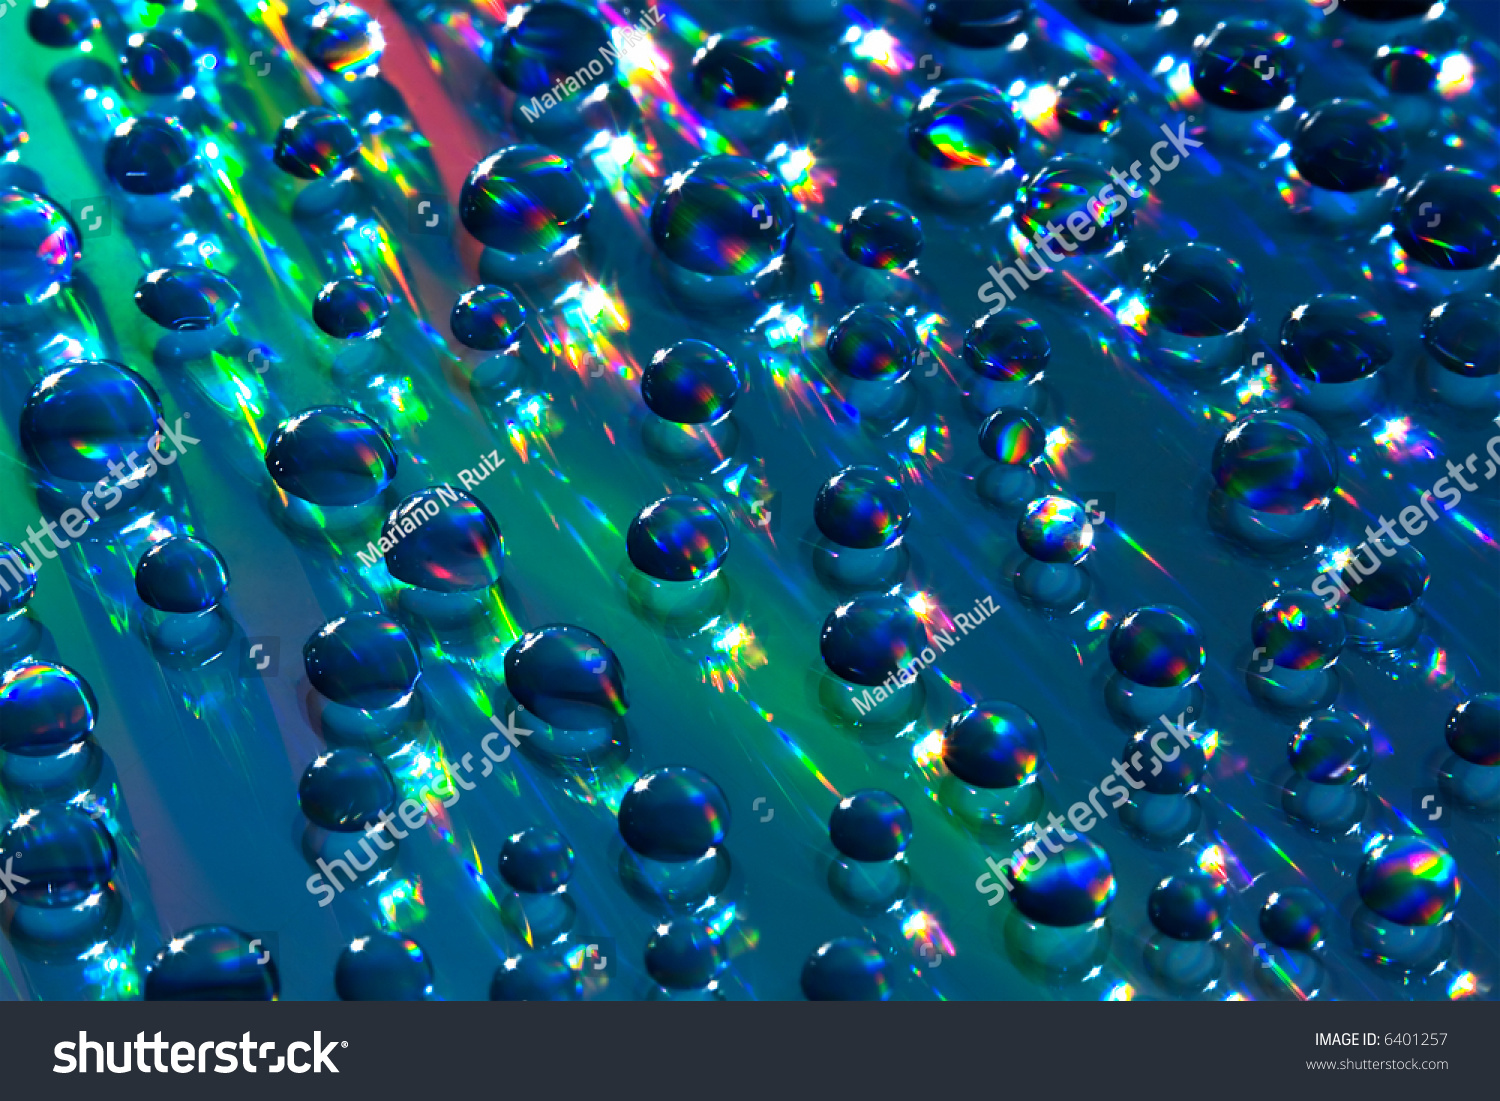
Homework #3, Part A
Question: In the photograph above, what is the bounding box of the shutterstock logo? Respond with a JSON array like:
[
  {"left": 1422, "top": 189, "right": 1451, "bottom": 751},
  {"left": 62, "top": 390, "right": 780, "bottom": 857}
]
[{"left": 55, "top": 1033, "right": 345, "bottom": 1074}]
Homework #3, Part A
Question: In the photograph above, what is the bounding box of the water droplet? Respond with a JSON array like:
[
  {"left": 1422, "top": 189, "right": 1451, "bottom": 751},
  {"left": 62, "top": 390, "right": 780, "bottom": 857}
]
[
  {"left": 1077, "top": 0, "right": 1165, "bottom": 25},
  {"left": 1393, "top": 167, "right": 1500, "bottom": 272},
  {"left": 979, "top": 406, "right": 1045, "bottom": 465},
  {"left": 964, "top": 310, "right": 1049, "bottom": 382},
  {"left": 1, "top": 803, "right": 116, "bottom": 907},
  {"left": 1144, "top": 243, "right": 1252, "bottom": 338},
  {"left": 499, "top": 827, "right": 574, "bottom": 893},
  {"left": 1371, "top": 42, "right": 1439, "bottom": 95},
  {"left": 20, "top": 359, "right": 163, "bottom": 484},
  {"left": 650, "top": 155, "right": 793, "bottom": 277},
  {"left": 907, "top": 78, "right": 1020, "bottom": 171},
  {"left": 1279, "top": 293, "right": 1391, "bottom": 383},
  {"left": 1446, "top": 694, "right": 1499, "bottom": 767},
  {"left": 1110, "top": 605, "right": 1205, "bottom": 688},
  {"left": 134, "top": 265, "right": 240, "bottom": 331},
  {"left": 646, "top": 918, "right": 726, "bottom": 990},
  {"left": 1253, "top": 589, "right": 1345, "bottom": 669},
  {"left": 1290, "top": 99, "right": 1403, "bottom": 193},
  {"left": 1260, "top": 887, "right": 1326, "bottom": 951},
  {"left": 274, "top": 107, "right": 361, "bottom": 180},
  {"left": 304, "top": 613, "right": 421, "bottom": 710},
  {"left": 814, "top": 466, "right": 909, "bottom": 551},
  {"left": 1010, "top": 836, "right": 1116, "bottom": 926},
  {"left": 0, "top": 188, "right": 80, "bottom": 306},
  {"left": 942, "top": 701, "right": 1045, "bottom": 788},
  {"left": 820, "top": 592, "right": 926, "bottom": 685},
  {"left": 304, "top": 2, "right": 385, "bottom": 77},
  {"left": 801, "top": 938, "right": 889, "bottom": 1000},
  {"left": 264, "top": 406, "right": 397, "bottom": 506},
  {"left": 451, "top": 285, "right": 528, "bottom": 352},
  {"left": 618, "top": 766, "right": 729, "bottom": 861},
  {"left": 1123, "top": 728, "right": 1204, "bottom": 794},
  {"left": 1212, "top": 409, "right": 1338, "bottom": 514},
  {"left": 0, "top": 663, "right": 97, "bottom": 756},
  {"left": 336, "top": 933, "right": 431, "bottom": 1000},
  {"left": 490, "top": 954, "right": 581, "bottom": 1000},
  {"left": 1018, "top": 157, "right": 1133, "bottom": 254},
  {"left": 627, "top": 495, "right": 730, "bottom": 582},
  {"left": 1190, "top": 20, "right": 1299, "bottom": 112},
  {"left": 134, "top": 534, "right": 228, "bottom": 612},
  {"left": 504, "top": 624, "right": 628, "bottom": 729},
  {"left": 122, "top": 29, "right": 195, "bottom": 95},
  {"left": 826, "top": 303, "right": 915, "bottom": 383},
  {"left": 692, "top": 29, "right": 788, "bottom": 110},
  {"left": 1290, "top": 710, "right": 1373, "bottom": 783},
  {"left": 1423, "top": 292, "right": 1499, "bottom": 377},
  {"left": 313, "top": 277, "right": 388, "bottom": 340},
  {"left": 144, "top": 926, "right": 279, "bottom": 1000},
  {"left": 298, "top": 747, "right": 399, "bottom": 830},
  {"left": 1357, "top": 835, "right": 1459, "bottom": 926},
  {"left": 1148, "top": 872, "right": 1226, "bottom": 940},
  {"left": 840, "top": 200, "right": 922, "bottom": 271},
  {"left": 104, "top": 115, "right": 195, "bottom": 195},
  {"left": 1017, "top": 496, "right": 1093, "bottom": 564},
  {"left": 0, "top": 540, "right": 38, "bottom": 613},
  {"left": 28, "top": 0, "right": 98, "bottom": 48},
  {"left": 923, "top": 0, "right": 1031, "bottom": 49},
  {"left": 384, "top": 486, "right": 503, "bottom": 593},
  {"left": 0, "top": 101, "right": 26, "bottom": 157},
  {"left": 460, "top": 144, "right": 592, "bottom": 258},
  {"left": 1054, "top": 70, "right": 1126, "bottom": 137},
  {"left": 641, "top": 340, "right": 742, "bottom": 424},
  {"left": 830, "top": 789, "right": 911, "bottom": 861},
  {"left": 491, "top": 0, "right": 614, "bottom": 96}
]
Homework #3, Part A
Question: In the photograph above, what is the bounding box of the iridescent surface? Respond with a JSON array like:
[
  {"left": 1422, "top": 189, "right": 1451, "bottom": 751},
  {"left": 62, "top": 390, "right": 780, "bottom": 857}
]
[
  {"left": 840, "top": 200, "right": 922, "bottom": 272},
  {"left": 1392, "top": 168, "right": 1500, "bottom": 272},
  {"left": 1212, "top": 410, "right": 1338, "bottom": 514},
  {"left": 1190, "top": 20, "right": 1298, "bottom": 113},
  {"left": 1252, "top": 590, "right": 1346, "bottom": 670},
  {"left": 826, "top": 303, "right": 915, "bottom": 382},
  {"left": 1290, "top": 711, "right": 1373, "bottom": 784},
  {"left": 820, "top": 592, "right": 927, "bottom": 686},
  {"left": 691, "top": 29, "right": 788, "bottom": 111},
  {"left": 133, "top": 265, "right": 239, "bottom": 331},
  {"left": 828, "top": 790, "right": 912, "bottom": 862},
  {"left": 641, "top": 340, "right": 741, "bottom": 424},
  {"left": 1016, "top": 496, "right": 1093, "bottom": 565},
  {"left": 134, "top": 535, "right": 229, "bottom": 613},
  {"left": 963, "top": 311, "right": 1049, "bottom": 382},
  {"left": 0, "top": 187, "right": 79, "bottom": 306},
  {"left": 941, "top": 701, "right": 1044, "bottom": 789},
  {"left": 627, "top": 495, "right": 729, "bottom": 582},
  {"left": 1009, "top": 837, "right": 1115, "bottom": 926},
  {"left": 1357, "top": 836, "right": 1460, "bottom": 927},
  {"left": 264, "top": 406, "right": 397, "bottom": 506},
  {"left": 814, "top": 466, "right": 910, "bottom": 551},
  {"left": 1289, "top": 99, "right": 1403, "bottom": 193},
  {"left": 618, "top": 766, "right": 728, "bottom": 861},
  {"left": 460, "top": 145, "right": 592, "bottom": 257},
  {"left": 649, "top": 155, "right": 793, "bottom": 277},
  {"left": 20, "top": 360, "right": 163, "bottom": 483},
  {"left": 273, "top": 107, "right": 361, "bottom": 181},
  {"left": 907, "top": 78, "right": 1021, "bottom": 170},
  {"left": 1109, "top": 606, "right": 1205, "bottom": 688},
  {"left": 1279, "top": 294, "right": 1392, "bottom": 384},
  {"left": 303, "top": 613, "right": 421, "bottom": 710}
]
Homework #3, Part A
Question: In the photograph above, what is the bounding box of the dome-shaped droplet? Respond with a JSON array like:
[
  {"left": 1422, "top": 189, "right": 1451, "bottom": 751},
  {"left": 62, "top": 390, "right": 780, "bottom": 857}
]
[
  {"left": 1252, "top": 589, "right": 1345, "bottom": 669},
  {"left": 1260, "top": 887, "right": 1326, "bottom": 951},
  {"left": 840, "top": 200, "right": 922, "bottom": 271},
  {"left": 649, "top": 155, "right": 793, "bottom": 277},
  {"left": 134, "top": 265, "right": 240, "bottom": 331},
  {"left": 20, "top": 360, "right": 163, "bottom": 483},
  {"left": 0, "top": 540, "right": 38, "bottom": 613},
  {"left": 28, "top": 0, "right": 98, "bottom": 47},
  {"left": 1357, "top": 836, "right": 1459, "bottom": 926},
  {"left": 1017, "top": 496, "right": 1093, "bottom": 564},
  {"left": 1190, "top": 20, "right": 1298, "bottom": 112},
  {"left": 618, "top": 766, "right": 729, "bottom": 861},
  {"left": 979, "top": 407, "right": 1046, "bottom": 465},
  {"left": 274, "top": 107, "right": 361, "bottom": 180},
  {"left": 1148, "top": 872, "right": 1226, "bottom": 940},
  {"left": 504, "top": 624, "right": 628, "bottom": 729},
  {"left": 1279, "top": 294, "right": 1391, "bottom": 383},
  {"left": 1212, "top": 409, "right": 1338, "bottom": 514},
  {"left": 826, "top": 303, "right": 915, "bottom": 383},
  {"left": 1, "top": 804, "right": 116, "bottom": 907},
  {"left": 646, "top": 918, "right": 726, "bottom": 989},
  {"left": 964, "top": 310, "right": 1049, "bottom": 382},
  {"left": 1054, "top": 70, "right": 1125, "bottom": 137},
  {"left": 1393, "top": 167, "right": 1500, "bottom": 272},
  {"left": 122, "top": 29, "right": 195, "bottom": 95},
  {"left": 800, "top": 938, "right": 890, "bottom": 1000},
  {"left": 104, "top": 115, "right": 194, "bottom": 195},
  {"left": 1338, "top": 541, "right": 1427, "bottom": 610},
  {"left": 1122, "top": 728, "right": 1204, "bottom": 794},
  {"left": 820, "top": 592, "right": 927, "bottom": 686},
  {"left": 627, "top": 495, "right": 730, "bottom": 582},
  {"left": 451, "top": 285, "right": 528, "bottom": 352},
  {"left": 336, "top": 933, "right": 432, "bottom": 1000},
  {"left": 304, "top": 613, "right": 420, "bottom": 710},
  {"left": 313, "top": 277, "right": 388, "bottom": 340},
  {"left": 1144, "top": 243, "right": 1252, "bottom": 338},
  {"left": 491, "top": 0, "right": 613, "bottom": 97},
  {"left": 1017, "top": 157, "right": 1133, "bottom": 254},
  {"left": 0, "top": 100, "right": 27, "bottom": 158},
  {"left": 1290, "top": 711, "right": 1373, "bottom": 784},
  {"left": 383, "top": 486, "right": 503, "bottom": 593},
  {"left": 1445, "top": 694, "right": 1499, "bottom": 767},
  {"left": 1109, "top": 605, "right": 1205, "bottom": 688},
  {"left": 135, "top": 535, "right": 228, "bottom": 613},
  {"left": 641, "top": 340, "right": 742, "bottom": 425},
  {"left": 0, "top": 187, "right": 80, "bottom": 306},
  {"left": 1422, "top": 293, "right": 1499, "bottom": 377},
  {"left": 0, "top": 662, "right": 97, "bottom": 757},
  {"left": 144, "top": 926, "right": 279, "bottom": 1000},
  {"left": 1010, "top": 836, "right": 1116, "bottom": 926},
  {"left": 923, "top": 0, "right": 1031, "bottom": 47},
  {"left": 814, "top": 466, "right": 909, "bottom": 551},
  {"left": 490, "top": 954, "right": 581, "bottom": 1000},
  {"left": 264, "top": 406, "right": 397, "bottom": 506},
  {"left": 1372, "top": 43, "right": 1438, "bottom": 95},
  {"left": 460, "top": 144, "right": 592, "bottom": 257},
  {"left": 304, "top": 2, "right": 385, "bottom": 77},
  {"left": 942, "top": 701, "right": 1045, "bottom": 788},
  {"left": 298, "top": 748, "right": 399, "bottom": 830},
  {"left": 499, "top": 827, "right": 575, "bottom": 893},
  {"left": 907, "top": 78, "right": 1020, "bottom": 170},
  {"left": 1290, "top": 99, "right": 1403, "bottom": 193},
  {"left": 829, "top": 789, "right": 911, "bottom": 862},
  {"left": 692, "top": 29, "right": 789, "bottom": 111}
]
